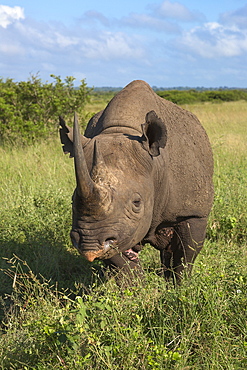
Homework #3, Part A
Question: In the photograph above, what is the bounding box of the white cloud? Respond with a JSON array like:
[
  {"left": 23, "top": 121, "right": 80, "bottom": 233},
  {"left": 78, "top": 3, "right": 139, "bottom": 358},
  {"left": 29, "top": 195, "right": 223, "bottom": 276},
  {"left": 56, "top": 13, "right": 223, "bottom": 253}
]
[
  {"left": 177, "top": 22, "right": 247, "bottom": 58},
  {"left": 15, "top": 21, "right": 79, "bottom": 51},
  {"left": 0, "top": 42, "right": 23, "bottom": 55},
  {"left": 81, "top": 9, "right": 180, "bottom": 34},
  {"left": 41, "top": 62, "right": 56, "bottom": 72},
  {"left": 0, "top": 5, "right": 24, "bottom": 28},
  {"left": 80, "top": 31, "right": 145, "bottom": 60},
  {"left": 54, "top": 32, "right": 79, "bottom": 48},
  {"left": 0, "top": 2, "right": 247, "bottom": 87},
  {"left": 1, "top": 15, "right": 145, "bottom": 64},
  {"left": 122, "top": 13, "right": 180, "bottom": 33},
  {"left": 219, "top": 5, "right": 247, "bottom": 30},
  {"left": 156, "top": 0, "right": 204, "bottom": 22},
  {"left": 82, "top": 10, "right": 110, "bottom": 27}
]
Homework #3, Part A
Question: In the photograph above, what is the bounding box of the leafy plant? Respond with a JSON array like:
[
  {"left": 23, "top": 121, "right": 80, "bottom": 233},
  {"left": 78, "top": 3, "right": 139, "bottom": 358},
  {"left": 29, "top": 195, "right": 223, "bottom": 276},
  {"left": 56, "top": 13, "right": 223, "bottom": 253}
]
[{"left": 0, "top": 74, "right": 91, "bottom": 144}]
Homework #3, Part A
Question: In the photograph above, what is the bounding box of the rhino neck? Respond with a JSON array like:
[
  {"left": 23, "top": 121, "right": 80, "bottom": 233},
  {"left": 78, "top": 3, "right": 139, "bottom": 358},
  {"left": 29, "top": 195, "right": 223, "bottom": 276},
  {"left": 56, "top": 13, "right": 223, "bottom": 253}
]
[{"left": 100, "top": 126, "right": 143, "bottom": 137}]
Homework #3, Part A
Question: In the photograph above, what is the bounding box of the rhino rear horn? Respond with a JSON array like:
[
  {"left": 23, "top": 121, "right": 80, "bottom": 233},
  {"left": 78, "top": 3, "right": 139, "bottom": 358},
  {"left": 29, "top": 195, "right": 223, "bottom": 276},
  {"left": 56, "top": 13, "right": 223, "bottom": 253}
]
[
  {"left": 90, "top": 140, "right": 109, "bottom": 184},
  {"left": 141, "top": 110, "right": 167, "bottom": 157}
]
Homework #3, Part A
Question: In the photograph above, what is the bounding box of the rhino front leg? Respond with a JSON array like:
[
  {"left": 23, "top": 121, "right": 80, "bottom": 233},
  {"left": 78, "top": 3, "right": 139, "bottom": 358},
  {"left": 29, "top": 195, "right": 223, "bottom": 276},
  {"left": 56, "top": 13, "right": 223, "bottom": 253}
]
[
  {"left": 160, "top": 217, "right": 208, "bottom": 283},
  {"left": 104, "top": 246, "right": 144, "bottom": 285}
]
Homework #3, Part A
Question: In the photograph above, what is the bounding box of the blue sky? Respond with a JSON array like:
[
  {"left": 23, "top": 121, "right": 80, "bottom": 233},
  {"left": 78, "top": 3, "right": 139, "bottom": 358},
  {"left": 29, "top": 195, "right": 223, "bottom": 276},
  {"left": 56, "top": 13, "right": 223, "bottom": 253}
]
[{"left": 1, "top": 1, "right": 247, "bottom": 87}]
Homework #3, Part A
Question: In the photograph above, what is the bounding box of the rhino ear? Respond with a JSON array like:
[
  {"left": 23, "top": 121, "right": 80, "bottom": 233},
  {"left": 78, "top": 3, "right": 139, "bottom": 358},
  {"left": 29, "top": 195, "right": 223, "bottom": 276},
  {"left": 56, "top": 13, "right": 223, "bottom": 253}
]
[
  {"left": 59, "top": 116, "right": 74, "bottom": 157},
  {"left": 141, "top": 111, "right": 167, "bottom": 157},
  {"left": 59, "top": 116, "right": 89, "bottom": 158}
]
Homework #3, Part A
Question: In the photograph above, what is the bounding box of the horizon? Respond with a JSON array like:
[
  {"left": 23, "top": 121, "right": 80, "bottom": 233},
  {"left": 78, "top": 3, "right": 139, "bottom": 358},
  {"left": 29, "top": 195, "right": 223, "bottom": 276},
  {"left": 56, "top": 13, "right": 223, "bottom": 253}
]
[{"left": 1, "top": 74, "right": 246, "bottom": 90}]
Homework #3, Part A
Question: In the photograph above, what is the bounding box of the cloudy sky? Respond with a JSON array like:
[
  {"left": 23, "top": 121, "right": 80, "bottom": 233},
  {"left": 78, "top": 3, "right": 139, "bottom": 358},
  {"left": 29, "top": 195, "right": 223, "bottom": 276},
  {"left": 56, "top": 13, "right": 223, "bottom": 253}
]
[{"left": 1, "top": 1, "right": 247, "bottom": 87}]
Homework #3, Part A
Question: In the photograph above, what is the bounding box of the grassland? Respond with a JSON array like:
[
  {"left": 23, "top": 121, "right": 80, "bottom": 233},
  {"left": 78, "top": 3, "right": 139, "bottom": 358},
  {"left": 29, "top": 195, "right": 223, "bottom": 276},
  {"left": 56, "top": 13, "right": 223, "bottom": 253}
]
[{"left": 0, "top": 98, "right": 247, "bottom": 369}]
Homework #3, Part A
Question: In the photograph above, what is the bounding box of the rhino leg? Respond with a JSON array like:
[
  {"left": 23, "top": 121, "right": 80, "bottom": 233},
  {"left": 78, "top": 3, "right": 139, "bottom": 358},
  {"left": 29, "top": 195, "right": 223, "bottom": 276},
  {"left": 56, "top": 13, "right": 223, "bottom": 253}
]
[
  {"left": 104, "top": 246, "right": 144, "bottom": 284},
  {"left": 160, "top": 217, "right": 207, "bottom": 283}
]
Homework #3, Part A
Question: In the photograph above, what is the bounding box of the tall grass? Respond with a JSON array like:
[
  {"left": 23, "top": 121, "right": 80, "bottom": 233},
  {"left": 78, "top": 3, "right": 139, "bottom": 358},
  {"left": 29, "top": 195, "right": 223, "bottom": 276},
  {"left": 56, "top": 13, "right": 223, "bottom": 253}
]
[
  {"left": 0, "top": 101, "right": 246, "bottom": 369},
  {"left": 189, "top": 101, "right": 247, "bottom": 245}
]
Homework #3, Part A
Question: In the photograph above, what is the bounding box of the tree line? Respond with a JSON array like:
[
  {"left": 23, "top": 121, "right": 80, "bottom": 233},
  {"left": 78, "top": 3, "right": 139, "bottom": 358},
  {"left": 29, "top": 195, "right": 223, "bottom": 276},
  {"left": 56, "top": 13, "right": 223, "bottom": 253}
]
[
  {"left": 156, "top": 89, "right": 247, "bottom": 105},
  {"left": 1, "top": 75, "right": 247, "bottom": 144}
]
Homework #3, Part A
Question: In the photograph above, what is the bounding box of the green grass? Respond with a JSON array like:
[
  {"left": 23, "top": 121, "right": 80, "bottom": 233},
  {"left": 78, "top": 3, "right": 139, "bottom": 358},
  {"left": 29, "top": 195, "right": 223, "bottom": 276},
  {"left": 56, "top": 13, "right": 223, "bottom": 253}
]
[{"left": 0, "top": 100, "right": 247, "bottom": 369}]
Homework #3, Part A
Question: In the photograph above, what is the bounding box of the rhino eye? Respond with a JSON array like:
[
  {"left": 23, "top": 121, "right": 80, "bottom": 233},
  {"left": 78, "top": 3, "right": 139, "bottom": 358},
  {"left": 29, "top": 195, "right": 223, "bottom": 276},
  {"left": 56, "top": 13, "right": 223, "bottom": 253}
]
[
  {"left": 132, "top": 194, "right": 142, "bottom": 213},
  {"left": 133, "top": 199, "right": 141, "bottom": 207}
]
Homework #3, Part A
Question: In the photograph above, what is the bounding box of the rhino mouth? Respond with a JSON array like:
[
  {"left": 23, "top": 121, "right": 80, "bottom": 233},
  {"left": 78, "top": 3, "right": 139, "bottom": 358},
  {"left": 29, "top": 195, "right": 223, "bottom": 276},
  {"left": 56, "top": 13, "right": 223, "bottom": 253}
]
[{"left": 72, "top": 238, "right": 119, "bottom": 262}]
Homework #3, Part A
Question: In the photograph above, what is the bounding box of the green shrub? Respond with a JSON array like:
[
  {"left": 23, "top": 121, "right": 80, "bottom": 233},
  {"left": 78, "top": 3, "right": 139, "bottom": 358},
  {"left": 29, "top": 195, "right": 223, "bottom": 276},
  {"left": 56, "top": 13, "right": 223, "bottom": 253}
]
[
  {"left": 0, "top": 74, "right": 91, "bottom": 144},
  {"left": 157, "top": 89, "right": 247, "bottom": 105}
]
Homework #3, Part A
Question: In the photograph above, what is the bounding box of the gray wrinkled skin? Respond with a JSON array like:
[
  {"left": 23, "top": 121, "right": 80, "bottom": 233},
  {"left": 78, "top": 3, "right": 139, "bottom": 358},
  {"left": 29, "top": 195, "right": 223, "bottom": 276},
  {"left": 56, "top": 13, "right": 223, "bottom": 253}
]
[{"left": 60, "top": 80, "right": 214, "bottom": 282}]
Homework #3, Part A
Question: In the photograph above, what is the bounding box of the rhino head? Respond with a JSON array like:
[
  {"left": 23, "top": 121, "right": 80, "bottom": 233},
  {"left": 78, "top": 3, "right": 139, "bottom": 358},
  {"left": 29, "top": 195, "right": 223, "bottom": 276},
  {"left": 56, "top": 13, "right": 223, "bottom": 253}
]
[{"left": 60, "top": 112, "right": 167, "bottom": 262}]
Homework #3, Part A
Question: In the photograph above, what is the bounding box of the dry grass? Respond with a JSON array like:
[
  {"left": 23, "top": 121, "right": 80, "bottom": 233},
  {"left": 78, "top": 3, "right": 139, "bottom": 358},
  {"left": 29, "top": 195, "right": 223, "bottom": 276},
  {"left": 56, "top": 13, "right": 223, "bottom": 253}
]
[{"left": 186, "top": 101, "right": 247, "bottom": 155}]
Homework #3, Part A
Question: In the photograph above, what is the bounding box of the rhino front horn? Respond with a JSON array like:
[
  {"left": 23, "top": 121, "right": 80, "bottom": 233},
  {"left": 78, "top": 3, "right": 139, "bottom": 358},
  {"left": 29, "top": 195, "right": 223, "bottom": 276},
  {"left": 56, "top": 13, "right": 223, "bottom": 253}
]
[
  {"left": 73, "top": 113, "right": 97, "bottom": 200},
  {"left": 73, "top": 113, "right": 112, "bottom": 214}
]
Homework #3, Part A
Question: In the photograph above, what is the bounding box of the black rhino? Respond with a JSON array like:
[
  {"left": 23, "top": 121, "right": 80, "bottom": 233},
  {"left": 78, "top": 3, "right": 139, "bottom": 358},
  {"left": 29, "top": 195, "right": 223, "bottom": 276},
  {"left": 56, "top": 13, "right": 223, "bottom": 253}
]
[{"left": 60, "top": 80, "right": 214, "bottom": 282}]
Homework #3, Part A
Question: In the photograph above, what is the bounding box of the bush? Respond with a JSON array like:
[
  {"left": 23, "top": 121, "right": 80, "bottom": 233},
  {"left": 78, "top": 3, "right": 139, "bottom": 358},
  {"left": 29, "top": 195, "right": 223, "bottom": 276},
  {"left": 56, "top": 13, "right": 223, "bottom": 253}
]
[
  {"left": 157, "top": 89, "right": 247, "bottom": 105},
  {"left": 0, "top": 74, "right": 91, "bottom": 144}
]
